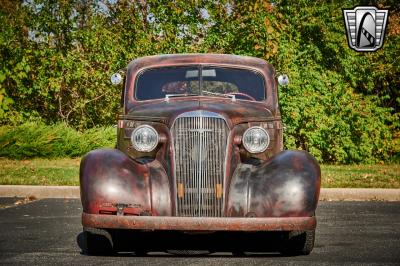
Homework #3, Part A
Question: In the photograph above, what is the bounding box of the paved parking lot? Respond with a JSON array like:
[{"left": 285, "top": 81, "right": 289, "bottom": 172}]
[{"left": 0, "top": 198, "right": 399, "bottom": 265}]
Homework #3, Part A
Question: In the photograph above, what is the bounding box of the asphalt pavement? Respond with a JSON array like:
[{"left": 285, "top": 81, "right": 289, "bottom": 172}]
[{"left": 0, "top": 198, "right": 399, "bottom": 265}]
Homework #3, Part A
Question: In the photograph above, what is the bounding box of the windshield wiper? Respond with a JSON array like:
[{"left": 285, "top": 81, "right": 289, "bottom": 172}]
[
  {"left": 165, "top": 93, "right": 198, "bottom": 101},
  {"left": 201, "top": 91, "right": 236, "bottom": 101}
]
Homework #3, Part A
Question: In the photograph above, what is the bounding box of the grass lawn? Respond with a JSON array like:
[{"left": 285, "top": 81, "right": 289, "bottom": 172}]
[
  {"left": 0, "top": 158, "right": 399, "bottom": 188},
  {"left": 322, "top": 164, "right": 400, "bottom": 188},
  {"left": 0, "top": 158, "right": 80, "bottom": 186}
]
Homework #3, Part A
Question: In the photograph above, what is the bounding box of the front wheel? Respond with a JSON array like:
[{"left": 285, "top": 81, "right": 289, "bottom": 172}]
[
  {"left": 281, "top": 230, "right": 315, "bottom": 256},
  {"left": 80, "top": 227, "right": 114, "bottom": 255}
]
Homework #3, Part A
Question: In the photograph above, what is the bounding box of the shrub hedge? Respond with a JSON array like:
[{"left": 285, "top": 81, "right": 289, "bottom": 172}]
[{"left": 0, "top": 123, "right": 115, "bottom": 159}]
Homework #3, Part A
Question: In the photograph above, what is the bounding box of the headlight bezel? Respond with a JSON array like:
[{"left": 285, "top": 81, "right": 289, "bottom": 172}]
[
  {"left": 131, "top": 125, "right": 159, "bottom": 152},
  {"left": 242, "top": 126, "right": 270, "bottom": 154}
]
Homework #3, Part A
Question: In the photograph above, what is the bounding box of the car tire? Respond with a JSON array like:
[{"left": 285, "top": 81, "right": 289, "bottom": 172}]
[
  {"left": 81, "top": 227, "right": 114, "bottom": 255},
  {"left": 281, "top": 230, "right": 315, "bottom": 256}
]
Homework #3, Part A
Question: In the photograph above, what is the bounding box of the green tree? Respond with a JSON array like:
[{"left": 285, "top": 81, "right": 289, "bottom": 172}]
[{"left": 0, "top": 0, "right": 398, "bottom": 163}]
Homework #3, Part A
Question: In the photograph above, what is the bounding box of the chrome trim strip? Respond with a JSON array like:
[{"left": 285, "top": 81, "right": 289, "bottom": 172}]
[{"left": 175, "top": 110, "right": 226, "bottom": 119}]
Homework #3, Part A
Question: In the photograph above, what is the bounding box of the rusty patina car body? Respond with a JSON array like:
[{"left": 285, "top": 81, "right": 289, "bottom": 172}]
[{"left": 80, "top": 54, "right": 321, "bottom": 255}]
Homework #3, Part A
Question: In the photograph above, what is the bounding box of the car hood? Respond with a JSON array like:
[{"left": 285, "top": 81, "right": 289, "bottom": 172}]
[{"left": 125, "top": 98, "right": 274, "bottom": 126}]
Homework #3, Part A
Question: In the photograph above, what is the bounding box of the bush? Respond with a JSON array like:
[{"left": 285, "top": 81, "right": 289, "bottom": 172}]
[{"left": 0, "top": 122, "right": 116, "bottom": 159}]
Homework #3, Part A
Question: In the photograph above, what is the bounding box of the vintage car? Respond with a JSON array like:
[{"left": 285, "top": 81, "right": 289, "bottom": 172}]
[{"left": 79, "top": 54, "right": 321, "bottom": 255}]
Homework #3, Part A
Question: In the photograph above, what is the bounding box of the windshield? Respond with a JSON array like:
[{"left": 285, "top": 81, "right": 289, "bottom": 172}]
[{"left": 135, "top": 66, "right": 265, "bottom": 101}]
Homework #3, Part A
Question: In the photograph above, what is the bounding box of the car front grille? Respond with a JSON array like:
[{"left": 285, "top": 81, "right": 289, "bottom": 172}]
[{"left": 171, "top": 111, "right": 229, "bottom": 217}]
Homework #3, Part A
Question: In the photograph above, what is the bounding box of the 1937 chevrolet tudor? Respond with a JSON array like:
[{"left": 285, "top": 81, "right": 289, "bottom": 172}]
[{"left": 79, "top": 54, "right": 320, "bottom": 255}]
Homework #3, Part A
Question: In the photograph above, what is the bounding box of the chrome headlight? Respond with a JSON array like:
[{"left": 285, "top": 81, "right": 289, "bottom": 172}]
[
  {"left": 242, "top": 126, "right": 270, "bottom": 153},
  {"left": 131, "top": 125, "right": 159, "bottom": 152}
]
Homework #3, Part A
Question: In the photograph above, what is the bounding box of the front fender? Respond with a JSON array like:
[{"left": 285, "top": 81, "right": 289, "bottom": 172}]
[
  {"left": 80, "top": 149, "right": 171, "bottom": 216},
  {"left": 227, "top": 150, "right": 321, "bottom": 217}
]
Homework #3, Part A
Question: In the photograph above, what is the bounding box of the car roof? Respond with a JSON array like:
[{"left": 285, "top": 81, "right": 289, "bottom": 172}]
[{"left": 126, "top": 54, "right": 274, "bottom": 74}]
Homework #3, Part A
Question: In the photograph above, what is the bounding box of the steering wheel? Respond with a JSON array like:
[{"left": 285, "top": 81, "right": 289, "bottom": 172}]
[{"left": 224, "top": 92, "right": 256, "bottom": 101}]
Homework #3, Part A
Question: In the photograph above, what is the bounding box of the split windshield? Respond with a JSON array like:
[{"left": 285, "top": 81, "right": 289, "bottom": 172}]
[{"left": 135, "top": 66, "right": 265, "bottom": 101}]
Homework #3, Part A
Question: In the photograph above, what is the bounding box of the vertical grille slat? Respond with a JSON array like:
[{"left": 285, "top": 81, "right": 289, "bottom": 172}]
[{"left": 172, "top": 111, "right": 229, "bottom": 217}]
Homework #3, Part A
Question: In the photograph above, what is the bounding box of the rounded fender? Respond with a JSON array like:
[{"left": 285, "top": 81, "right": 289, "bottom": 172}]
[
  {"left": 227, "top": 150, "right": 321, "bottom": 217},
  {"left": 80, "top": 149, "right": 171, "bottom": 216}
]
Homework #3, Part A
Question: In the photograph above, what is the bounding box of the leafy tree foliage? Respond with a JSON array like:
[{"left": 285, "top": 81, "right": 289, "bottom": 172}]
[{"left": 0, "top": 0, "right": 398, "bottom": 163}]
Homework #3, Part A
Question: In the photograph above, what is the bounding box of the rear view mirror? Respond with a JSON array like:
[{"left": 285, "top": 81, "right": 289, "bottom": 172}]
[
  {"left": 185, "top": 69, "right": 216, "bottom": 78},
  {"left": 111, "top": 73, "right": 123, "bottom": 85},
  {"left": 278, "top": 74, "right": 289, "bottom": 86}
]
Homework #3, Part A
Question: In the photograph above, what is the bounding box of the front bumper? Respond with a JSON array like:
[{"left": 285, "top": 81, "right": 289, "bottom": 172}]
[{"left": 82, "top": 213, "right": 316, "bottom": 231}]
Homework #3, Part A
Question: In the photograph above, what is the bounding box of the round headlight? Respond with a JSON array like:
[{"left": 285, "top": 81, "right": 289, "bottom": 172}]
[
  {"left": 131, "top": 125, "right": 159, "bottom": 152},
  {"left": 242, "top": 126, "right": 270, "bottom": 153}
]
